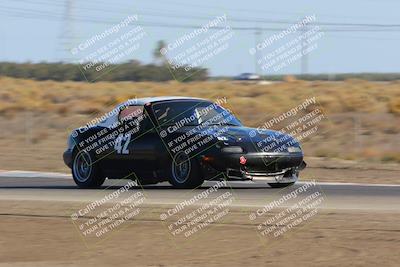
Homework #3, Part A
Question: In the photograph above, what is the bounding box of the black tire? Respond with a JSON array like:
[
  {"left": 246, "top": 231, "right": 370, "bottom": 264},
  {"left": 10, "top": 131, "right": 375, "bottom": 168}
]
[
  {"left": 168, "top": 152, "right": 204, "bottom": 189},
  {"left": 268, "top": 182, "right": 295, "bottom": 188},
  {"left": 72, "top": 149, "right": 106, "bottom": 188}
]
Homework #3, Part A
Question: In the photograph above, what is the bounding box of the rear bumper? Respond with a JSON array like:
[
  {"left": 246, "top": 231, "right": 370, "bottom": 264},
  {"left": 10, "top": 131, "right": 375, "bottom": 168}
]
[{"left": 63, "top": 149, "right": 73, "bottom": 168}]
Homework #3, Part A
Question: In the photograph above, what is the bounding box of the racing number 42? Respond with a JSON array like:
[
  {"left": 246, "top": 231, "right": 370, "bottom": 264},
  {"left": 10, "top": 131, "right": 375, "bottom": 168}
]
[{"left": 114, "top": 133, "right": 131, "bottom": 154}]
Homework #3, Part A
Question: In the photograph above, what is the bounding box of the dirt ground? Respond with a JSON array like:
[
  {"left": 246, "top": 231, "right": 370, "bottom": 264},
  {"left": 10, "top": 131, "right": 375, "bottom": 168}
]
[
  {"left": 0, "top": 200, "right": 399, "bottom": 267},
  {"left": 301, "top": 157, "right": 400, "bottom": 184}
]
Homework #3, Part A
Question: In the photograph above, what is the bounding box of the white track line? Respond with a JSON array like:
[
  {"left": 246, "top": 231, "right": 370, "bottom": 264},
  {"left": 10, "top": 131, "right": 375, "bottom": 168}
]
[
  {"left": 0, "top": 170, "right": 71, "bottom": 179},
  {"left": 300, "top": 181, "right": 400, "bottom": 187}
]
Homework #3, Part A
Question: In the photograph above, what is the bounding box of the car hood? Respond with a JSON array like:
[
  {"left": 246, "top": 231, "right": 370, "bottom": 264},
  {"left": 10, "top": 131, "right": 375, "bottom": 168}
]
[{"left": 178, "top": 125, "right": 301, "bottom": 153}]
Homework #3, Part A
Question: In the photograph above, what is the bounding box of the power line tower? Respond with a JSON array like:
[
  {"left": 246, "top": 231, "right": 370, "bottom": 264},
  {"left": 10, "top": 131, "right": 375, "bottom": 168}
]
[{"left": 58, "top": 0, "right": 74, "bottom": 62}]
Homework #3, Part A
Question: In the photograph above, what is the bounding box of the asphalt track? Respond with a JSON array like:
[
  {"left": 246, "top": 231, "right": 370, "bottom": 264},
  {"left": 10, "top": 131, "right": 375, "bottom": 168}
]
[{"left": 0, "top": 171, "right": 398, "bottom": 212}]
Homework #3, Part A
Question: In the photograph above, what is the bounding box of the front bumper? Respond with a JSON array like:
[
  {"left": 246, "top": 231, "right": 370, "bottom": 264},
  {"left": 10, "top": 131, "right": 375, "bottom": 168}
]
[
  {"left": 63, "top": 149, "right": 73, "bottom": 168},
  {"left": 203, "top": 151, "right": 305, "bottom": 183},
  {"left": 226, "top": 167, "right": 300, "bottom": 183}
]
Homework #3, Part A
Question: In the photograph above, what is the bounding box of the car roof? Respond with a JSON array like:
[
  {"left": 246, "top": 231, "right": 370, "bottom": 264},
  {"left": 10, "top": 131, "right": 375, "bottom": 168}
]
[
  {"left": 95, "top": 96, "right": 210, "bottom": 128},
  {"left": 124, "top": 96, "right": 209, "bottom": 106}
]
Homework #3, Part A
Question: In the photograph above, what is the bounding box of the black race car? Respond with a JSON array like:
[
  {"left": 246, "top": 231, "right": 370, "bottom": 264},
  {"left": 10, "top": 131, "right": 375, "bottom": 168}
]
[{"left": 63, "top": 96, "right": 306, "bottom": 189}]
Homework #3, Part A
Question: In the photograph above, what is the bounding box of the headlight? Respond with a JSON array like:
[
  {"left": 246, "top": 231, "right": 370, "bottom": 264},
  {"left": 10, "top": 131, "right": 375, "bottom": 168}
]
[
  {"left": 288, "top": 146, "right": 302, "bottom": 153},
  {"left": 221, "top": 146, "right": 244, "bottom": 153}
]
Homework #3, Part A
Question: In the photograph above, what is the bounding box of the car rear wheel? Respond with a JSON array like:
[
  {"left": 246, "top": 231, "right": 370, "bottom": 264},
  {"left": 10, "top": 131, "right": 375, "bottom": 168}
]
[
  {"left": 268, "top": 182, "right": 295, "bottom": 188},
  {"left": 72, "top": 150, "right": 105, "bottom": 188},
  {"left": 169, "top": 152, "right": 204, "bottom": 189}
]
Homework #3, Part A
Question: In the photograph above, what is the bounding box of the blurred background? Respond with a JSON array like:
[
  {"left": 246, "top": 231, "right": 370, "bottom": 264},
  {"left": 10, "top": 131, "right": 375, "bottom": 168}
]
[{"left": 0, "top": 0, "right": 399, "bottom": 181}]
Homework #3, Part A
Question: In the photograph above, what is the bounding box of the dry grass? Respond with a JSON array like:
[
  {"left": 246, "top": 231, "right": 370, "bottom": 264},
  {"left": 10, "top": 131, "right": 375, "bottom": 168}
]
[
  {"left": 0, "top": 76, "right": 399, "bottom": 172},
  {"left": 1, "top": 77, "right": 399, "bottom": 117}
]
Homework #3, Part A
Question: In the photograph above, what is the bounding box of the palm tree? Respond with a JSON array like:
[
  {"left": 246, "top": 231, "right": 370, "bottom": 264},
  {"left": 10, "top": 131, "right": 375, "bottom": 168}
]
[{"left": 153, "top": 40, "right": 167, "bottom": 65}]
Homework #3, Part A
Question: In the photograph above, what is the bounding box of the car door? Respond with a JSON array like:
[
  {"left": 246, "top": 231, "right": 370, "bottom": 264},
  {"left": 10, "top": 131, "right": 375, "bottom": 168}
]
[{"left": 112, "top": 105, "right": 167, "bottom": 181}]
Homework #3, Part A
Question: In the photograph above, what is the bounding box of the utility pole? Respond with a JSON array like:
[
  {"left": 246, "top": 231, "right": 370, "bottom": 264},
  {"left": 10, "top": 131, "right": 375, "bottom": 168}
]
[
  {"left": 254, "top": 28, "right": 262, "bottom": 75},
  {"left": 300, "top": 18, "right": 309, "bottom": 75}
]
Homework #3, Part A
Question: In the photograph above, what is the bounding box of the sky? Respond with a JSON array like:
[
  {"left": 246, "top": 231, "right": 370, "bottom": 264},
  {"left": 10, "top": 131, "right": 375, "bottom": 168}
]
[{"left": 0, "top": 0, "right": 400, "bottom": 76}]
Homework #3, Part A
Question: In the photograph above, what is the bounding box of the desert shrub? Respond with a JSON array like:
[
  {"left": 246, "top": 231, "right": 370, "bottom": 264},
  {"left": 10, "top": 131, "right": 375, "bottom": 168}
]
[{"left": 388, "top": 97, "right": 400, "bottom": 115}]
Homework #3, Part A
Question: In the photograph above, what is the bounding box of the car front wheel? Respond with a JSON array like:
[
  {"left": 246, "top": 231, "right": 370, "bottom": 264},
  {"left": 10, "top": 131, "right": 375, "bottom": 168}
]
[{"left": 169, "top": 152, "right": 204, "bottom": 189}]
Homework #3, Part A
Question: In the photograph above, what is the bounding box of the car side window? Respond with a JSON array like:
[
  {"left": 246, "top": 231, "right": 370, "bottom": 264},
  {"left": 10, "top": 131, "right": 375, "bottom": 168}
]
[
  {"left": 119, "top": 105, "right": 144, "bottom": 123},
  {"left": 118, "top": 105, "right": 148, "bottom": 132}
]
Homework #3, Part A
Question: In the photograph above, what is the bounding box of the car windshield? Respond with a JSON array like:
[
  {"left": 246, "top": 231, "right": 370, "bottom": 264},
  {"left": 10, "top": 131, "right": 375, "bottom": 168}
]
[{"left": 152, "top": 100, "right": 242, "bottom": 127}]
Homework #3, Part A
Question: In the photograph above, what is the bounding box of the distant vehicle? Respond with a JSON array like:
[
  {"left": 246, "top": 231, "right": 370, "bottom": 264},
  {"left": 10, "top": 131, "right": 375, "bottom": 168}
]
[
  {"left": 234, "top": 73, "right": 261, "bottom": 81},
  {"left": 63, "top": 97, "right": 306, "bottom": 189}
]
